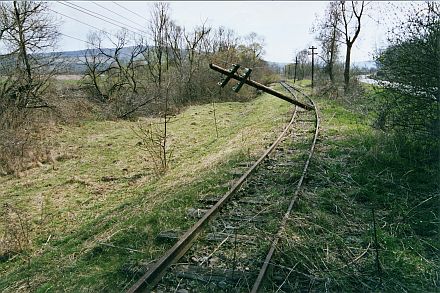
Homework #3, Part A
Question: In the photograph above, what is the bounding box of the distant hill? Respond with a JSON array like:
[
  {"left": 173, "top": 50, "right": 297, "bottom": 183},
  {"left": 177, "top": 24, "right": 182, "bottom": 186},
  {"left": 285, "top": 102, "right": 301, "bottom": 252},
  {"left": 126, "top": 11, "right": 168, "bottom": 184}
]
[
  {"left": 50, "top": 46, "right": 148, "bottom": 74},
  {"left": 54, "top": 49, "right": 88, "bottom": 58},
  {"left": 53, "top": 46, "right": 147, "bottom": 59}
]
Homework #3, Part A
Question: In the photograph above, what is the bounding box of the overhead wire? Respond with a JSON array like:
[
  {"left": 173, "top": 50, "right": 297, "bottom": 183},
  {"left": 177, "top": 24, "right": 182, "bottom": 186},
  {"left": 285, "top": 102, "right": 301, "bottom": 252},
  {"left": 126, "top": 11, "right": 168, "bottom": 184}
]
[
  {"left": 57, "top": 1, "right": 146, "bottom": 37},
  {"left": 59, "top": 32, "right": 94, "bottom": 46},
  {"left": 64, "top": 1, "right": 147, "bottom": 35},
  {"left": 50, "top": 7, "right": 134, "bottom": 52},
  {"left": 51, "top": 7, "right": 145, "bottom": 57},
  {"left": 59, "top": 33, "right": 146, "bottom": 59},
  {"left": 91, "top": 1, "right": 147, "bottom": 32},
  {"left": 111, "top": 1, "right": 146, "bottom": 21},
  {"left": 70, "top": 1, "right": 146, "bottom": 35},
  {"left": 49, "top": 8, "right": 119, "bottom": 39},
  {"left": 57, "top": 33, "right": 130, "bottom": 55}
]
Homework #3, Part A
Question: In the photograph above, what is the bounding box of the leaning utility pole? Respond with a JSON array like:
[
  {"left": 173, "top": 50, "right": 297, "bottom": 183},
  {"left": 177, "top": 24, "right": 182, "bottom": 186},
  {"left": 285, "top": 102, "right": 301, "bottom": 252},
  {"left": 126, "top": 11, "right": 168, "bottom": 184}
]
[
  {"left": 309, "top": 46, "right": 317, "bottom": 89},
  {"left": 293, "top": 56, "right": 298, "bottom": 83},
  {"left": 210, "top": 63, "right": 313, "bottom": 110}
]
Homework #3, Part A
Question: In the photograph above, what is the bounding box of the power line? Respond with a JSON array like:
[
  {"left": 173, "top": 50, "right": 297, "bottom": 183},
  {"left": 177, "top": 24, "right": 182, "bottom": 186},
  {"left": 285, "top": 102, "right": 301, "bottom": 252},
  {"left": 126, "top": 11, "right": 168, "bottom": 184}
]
[
  {"left": 68, "top": 1, "right": 148, "bottom": 35},
  {"left": 59, "top": 32, "right": 93, "bottom": 46},
  {"left": 58, "top": 2, "right": 132, "bottom": 34},
  {"left": 112, "top": 1, "right": 146, "bottom": 21},
  {"left": 62, "top": 1, "right": 146, "bottom": 35},
  {"left": 49, "top": 8, "right": 118, "bottom": 39},
  {"left": 91, "top": 1, "right": 146, "bottom": 32},
  {"left": 58, "top": 1, "right": 146, "bottom": 37}
]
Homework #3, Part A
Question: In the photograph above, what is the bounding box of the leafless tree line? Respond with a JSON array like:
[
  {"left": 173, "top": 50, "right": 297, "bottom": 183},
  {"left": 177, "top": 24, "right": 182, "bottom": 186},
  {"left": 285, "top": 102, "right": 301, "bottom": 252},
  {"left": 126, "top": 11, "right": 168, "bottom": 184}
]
[{"left": 81, "top": 3, "right": 271, "bottom": 119}]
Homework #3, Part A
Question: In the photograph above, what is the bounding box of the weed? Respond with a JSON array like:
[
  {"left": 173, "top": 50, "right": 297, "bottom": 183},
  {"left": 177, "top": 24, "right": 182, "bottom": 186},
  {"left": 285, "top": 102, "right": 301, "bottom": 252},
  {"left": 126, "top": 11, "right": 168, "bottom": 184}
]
[
  {"left": 0, "top": 93, "right": 291, "bottom": 291},
  {"left": 263, "top": 86, "right": 439, "bottom": 292},
  {"left": 132, "top": 120, "right": 174, "bottom": 176}
]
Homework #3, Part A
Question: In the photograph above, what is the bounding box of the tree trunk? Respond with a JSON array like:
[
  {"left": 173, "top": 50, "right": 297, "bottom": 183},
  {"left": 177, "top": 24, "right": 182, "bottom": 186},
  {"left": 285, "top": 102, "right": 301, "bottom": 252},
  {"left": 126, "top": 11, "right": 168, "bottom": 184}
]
[
  {"left": 14, "top": 1, "right": 32, "bottom": 84},
  {"left": 329, "top": 27, "right": 337, "bottom": 83},
  {"left": 329, "top": 49, "right": 334, "bottom": 83},
  {"left": 344, "top": 43, "right": 352, "bottom": 92}
]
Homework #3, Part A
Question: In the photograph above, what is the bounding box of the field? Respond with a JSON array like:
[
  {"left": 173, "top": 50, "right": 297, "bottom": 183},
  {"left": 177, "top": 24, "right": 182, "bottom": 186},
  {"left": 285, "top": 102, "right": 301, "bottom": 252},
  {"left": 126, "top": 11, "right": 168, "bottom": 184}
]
[{"left": 0, "top": 88, "right": 292, "bottom": 291}]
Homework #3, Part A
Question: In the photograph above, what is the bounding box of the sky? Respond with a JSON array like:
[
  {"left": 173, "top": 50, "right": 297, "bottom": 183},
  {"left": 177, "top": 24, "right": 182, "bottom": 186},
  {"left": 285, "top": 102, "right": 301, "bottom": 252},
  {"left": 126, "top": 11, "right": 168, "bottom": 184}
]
[{"left": 50, "top": 1, "right": 396, "bottom": 64}]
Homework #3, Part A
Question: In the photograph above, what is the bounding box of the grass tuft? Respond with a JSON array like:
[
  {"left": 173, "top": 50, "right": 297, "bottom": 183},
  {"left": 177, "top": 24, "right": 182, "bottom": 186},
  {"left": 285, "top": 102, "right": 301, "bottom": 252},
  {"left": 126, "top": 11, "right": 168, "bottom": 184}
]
[{"left": 0, "top": 92, "right": 292, "bottom": 292}]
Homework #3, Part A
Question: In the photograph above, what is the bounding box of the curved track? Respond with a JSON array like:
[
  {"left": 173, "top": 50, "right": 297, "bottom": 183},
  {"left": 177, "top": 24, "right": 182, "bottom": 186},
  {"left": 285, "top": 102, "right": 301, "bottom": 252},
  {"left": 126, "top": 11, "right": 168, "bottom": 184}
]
[
  {"left": 251, "top": 81, "right": 320, "bottom": 292},
  {"left": 127, "top": 82, "right": 319, "bottom": 292}
]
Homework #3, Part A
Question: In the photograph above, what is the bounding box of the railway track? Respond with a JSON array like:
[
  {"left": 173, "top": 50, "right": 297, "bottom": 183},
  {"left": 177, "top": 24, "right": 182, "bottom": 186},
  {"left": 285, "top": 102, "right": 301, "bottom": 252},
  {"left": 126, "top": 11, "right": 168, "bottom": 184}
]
[{"left": 127, "top": 81, "right": 320, "bottom": 292}]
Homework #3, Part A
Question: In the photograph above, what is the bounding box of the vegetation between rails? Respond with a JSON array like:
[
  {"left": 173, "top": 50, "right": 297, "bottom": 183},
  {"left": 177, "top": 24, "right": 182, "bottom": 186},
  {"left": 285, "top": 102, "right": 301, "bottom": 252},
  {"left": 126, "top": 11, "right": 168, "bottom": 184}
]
[{"left": 262, "top": 82, "right": 439, "bottom": 292}]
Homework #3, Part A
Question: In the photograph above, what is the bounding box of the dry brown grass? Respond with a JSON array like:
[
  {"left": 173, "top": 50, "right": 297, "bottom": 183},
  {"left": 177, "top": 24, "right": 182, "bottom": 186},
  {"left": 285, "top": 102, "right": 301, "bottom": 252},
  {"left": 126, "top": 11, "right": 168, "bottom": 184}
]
[{"left": 0, "top": 92, "right": 292, "bottom": 292}]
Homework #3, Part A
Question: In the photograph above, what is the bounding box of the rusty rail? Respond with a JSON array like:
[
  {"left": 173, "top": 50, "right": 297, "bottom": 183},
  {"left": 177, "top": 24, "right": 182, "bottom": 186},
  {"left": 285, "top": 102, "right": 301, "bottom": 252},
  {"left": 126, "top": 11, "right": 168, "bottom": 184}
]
[
  {"left": 251, "top": 82, "right": 320, "bottom": 292},
  {"left": 127, "top": 99, "right": 300, "bottom": 293}
]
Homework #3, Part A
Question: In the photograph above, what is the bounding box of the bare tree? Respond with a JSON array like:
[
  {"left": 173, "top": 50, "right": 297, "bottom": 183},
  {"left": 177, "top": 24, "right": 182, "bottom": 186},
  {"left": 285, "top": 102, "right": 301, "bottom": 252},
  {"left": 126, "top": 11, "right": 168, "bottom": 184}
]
[
  {"left": 0, "top": 4, "right": 13, "bottom": 42},
  {"left": 240, "top": 32, "right": 265, "bottom": 68},
  {"left": 82, "top": 32, "right": 110, "bottom": 102},
  {"left": 210, "top": 26, "right": 240, "bottom": 67},
  {"left": 0, "top": 1, "right": 60, "bottom": 175},
  {"left": 134, "top": 2, "right": 174, "bottom": 173},
  {"left": 338, "top": 1, "right": 365, "bottom": 92},
  {"left": 167, "top": 21, "right": 184, "bottom": 69},
  {"left": 313, "top": 1, "right": 341, "bottom": 84},
  {"left": 295, "top": 49, "right": 309, "bottom": 81},
  {"left": 82, "top": 29, "right": 149, "bottom": 117},
  {"left": 182, "top": 23, "right": 211, "bottom": 100},
  {"left": 0, "top": 1, "right": 59, "bottom": 109},
  {"left": 145, "top": 2, "right": 171, "bottom": 90}
]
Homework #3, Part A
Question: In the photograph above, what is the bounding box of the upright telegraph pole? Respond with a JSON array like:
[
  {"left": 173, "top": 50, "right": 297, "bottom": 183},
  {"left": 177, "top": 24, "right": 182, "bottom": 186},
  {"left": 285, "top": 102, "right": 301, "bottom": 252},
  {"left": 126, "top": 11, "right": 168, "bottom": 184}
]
[
  {"left": 308, "top": 46, "right": 317, "bottom": 89},
  {"left": 293, "top": 56, "right": 298, "bottom": 83}
]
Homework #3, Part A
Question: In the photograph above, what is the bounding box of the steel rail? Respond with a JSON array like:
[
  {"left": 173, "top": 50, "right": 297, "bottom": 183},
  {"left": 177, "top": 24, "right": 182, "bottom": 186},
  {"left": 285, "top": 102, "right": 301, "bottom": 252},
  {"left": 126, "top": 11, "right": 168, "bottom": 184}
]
[
  {"left": 127, "top": 97, "right": 300, "bottom": 293},
  {"left": 251, "top": 82, "right": 320, "bottom": 292}
]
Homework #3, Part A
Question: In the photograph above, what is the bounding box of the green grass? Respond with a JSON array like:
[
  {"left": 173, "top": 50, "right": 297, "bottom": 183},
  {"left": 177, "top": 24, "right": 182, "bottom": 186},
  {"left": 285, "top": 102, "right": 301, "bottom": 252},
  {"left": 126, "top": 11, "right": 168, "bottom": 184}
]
[
  {"left": 263, "top": 85, "right": 439, "bottom": 292},
  {"left": 0, "top": 92, "right": 292, "bottom": 292},
  {"left": 1, "top": 80, "right": 438, "bottom": 292}
]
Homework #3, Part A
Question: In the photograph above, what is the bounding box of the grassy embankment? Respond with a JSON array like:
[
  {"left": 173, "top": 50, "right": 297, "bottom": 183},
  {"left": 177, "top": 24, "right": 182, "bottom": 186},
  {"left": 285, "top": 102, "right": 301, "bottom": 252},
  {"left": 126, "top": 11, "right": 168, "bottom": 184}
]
[
  {"left": 0, "top": 87, "right": 293, "bottom": 292},
  {"left": 265, "top": 81, "right": 439, "bottom": 292}
]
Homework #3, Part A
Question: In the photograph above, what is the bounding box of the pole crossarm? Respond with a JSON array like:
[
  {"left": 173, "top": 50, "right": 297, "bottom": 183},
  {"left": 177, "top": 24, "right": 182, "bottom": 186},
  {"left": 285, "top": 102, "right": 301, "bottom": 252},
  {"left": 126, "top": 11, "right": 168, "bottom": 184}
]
[
  {"left": 209, "top": 63, "right": 314, "bottom": 111},
  {"left": 219, "top": 64, "right": 240, "bottom": 88}
]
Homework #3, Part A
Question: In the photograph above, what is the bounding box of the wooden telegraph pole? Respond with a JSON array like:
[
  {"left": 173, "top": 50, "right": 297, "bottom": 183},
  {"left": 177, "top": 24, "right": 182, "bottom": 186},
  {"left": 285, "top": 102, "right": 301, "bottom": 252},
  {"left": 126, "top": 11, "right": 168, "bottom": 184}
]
[
  {"left": 309, "top": 46, "right": 317, "bottom": 89},
  {"left": 293, "top": 56, "right": 298, "bottom": 83}
]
